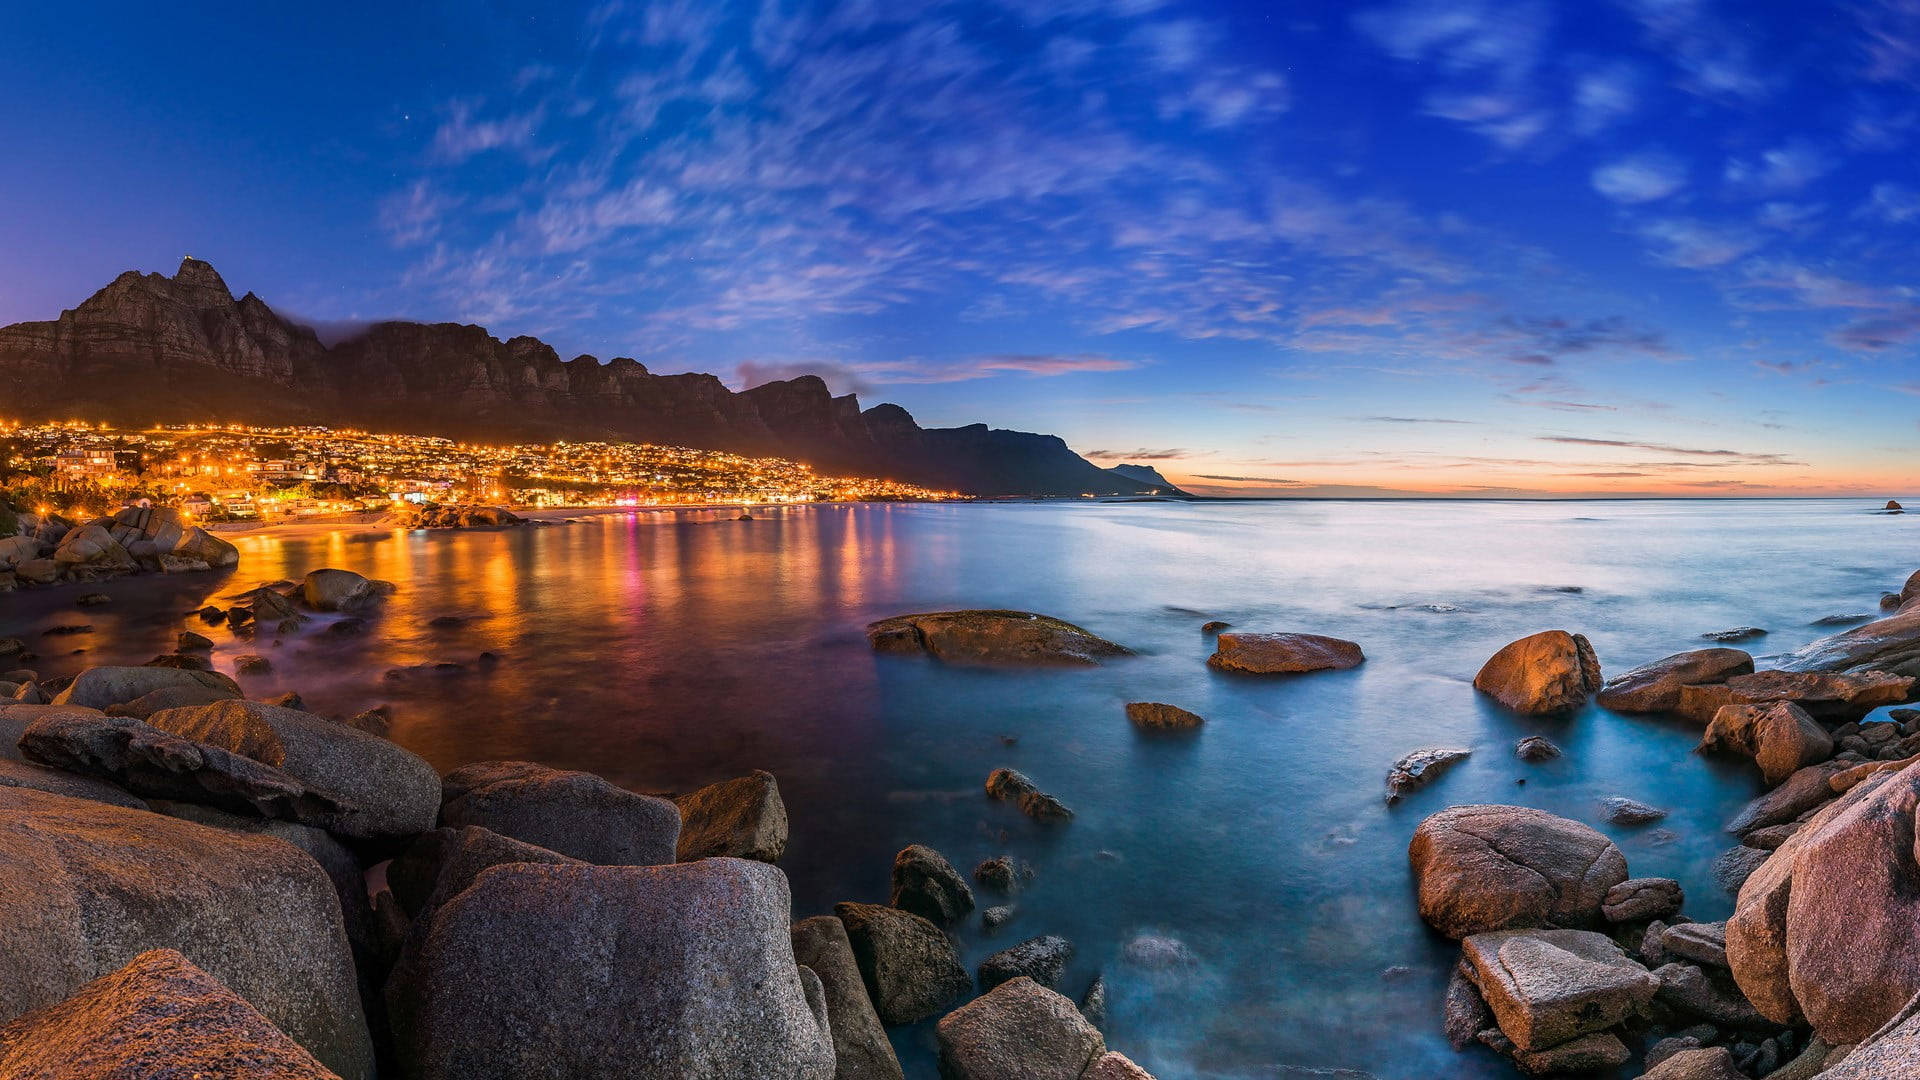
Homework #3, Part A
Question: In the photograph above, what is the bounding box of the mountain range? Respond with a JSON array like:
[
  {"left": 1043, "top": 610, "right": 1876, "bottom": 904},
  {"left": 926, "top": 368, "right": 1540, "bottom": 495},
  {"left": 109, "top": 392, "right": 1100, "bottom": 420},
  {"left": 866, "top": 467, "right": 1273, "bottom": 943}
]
[{"left": 0, "top": 258, "right": 1186, "bottom": 497}]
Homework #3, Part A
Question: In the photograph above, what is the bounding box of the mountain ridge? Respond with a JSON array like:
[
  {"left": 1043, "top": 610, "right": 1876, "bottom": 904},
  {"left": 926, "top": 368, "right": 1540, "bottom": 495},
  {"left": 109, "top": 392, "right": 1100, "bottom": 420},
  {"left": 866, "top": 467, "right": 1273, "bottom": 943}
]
[{"left": 0, "top": 258, "right": 1171, "bottom": 497}]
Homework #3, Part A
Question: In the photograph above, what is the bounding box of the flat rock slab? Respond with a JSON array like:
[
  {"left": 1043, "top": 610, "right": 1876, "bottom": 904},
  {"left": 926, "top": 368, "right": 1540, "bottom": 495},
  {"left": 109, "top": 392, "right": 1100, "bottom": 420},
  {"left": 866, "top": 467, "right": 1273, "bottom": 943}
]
[
  {"left": 1719, "top": 669, "right": 1917, "bottom": 722},
  {"left": 1385, "top": 747, "right": 1471, "bottom": 803},
  {"left": 1775, "top": 602, "right": 1920, "bottom": 680},
  {"left": 1207, "top": 632, "right": 1364, "bottom": 674},
  {"left": 1474, "top": 631, "right": 1601, "bottom": 715},
  {"left": 867, "top": 610, "right": 1131, "bottom": 667},
  {"left": 1597, "top": 648, "right": 1753, "bottom": 713},
  {"left": 440, "top": 760, "right": 680, "bottom": 866},
  {"left": 1603, "top": 878, "right": 1683, "bottom": 923},
  {"left": 1462, "top": 928, "right": 1657, "bottom": 1052},
  {"left": 1410, "top": 804, "right": 1628, "bottom": 938},
  {"left": 0, "top": 949, "right": 342, "bottom": 1080}
]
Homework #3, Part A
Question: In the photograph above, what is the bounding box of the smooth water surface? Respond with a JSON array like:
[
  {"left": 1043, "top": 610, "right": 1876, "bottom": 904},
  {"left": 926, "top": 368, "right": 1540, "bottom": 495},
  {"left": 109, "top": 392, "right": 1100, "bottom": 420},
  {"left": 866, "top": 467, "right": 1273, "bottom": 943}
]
[{"left": 6, "top": 499, "right": 1916, "bottom": 1078}]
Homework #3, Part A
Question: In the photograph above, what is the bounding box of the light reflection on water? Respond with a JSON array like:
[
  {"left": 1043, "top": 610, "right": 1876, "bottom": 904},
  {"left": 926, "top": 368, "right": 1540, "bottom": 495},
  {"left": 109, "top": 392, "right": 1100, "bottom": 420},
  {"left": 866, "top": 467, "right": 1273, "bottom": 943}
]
[{"left": 3, "top": 499, "right": 1914, "bottom": 1079}]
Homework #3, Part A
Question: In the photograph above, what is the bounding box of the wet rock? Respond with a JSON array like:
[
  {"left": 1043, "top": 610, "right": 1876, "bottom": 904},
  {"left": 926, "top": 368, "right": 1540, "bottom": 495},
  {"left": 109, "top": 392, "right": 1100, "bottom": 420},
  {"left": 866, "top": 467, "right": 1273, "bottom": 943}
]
[
  {"left": 1714, "top": 669, "right": 1916, "bottom": 722},
  {"left": 674, "top": 769, "right": 788, "bottom": 862},
  {"left": 834, "top": 901, "right": 972, "bottom": 1025},
  {"left": 51, "top": 665, "right": 239, "bottom": 710},
  {"left": 440, "top": 760, "right": 681, "bottom": 866},
  {"left": 891, "top": 844, "right": 975, "bottom": 925},
  {"left": 1207, "top": 632, "right": 1365, "bottom": 674},
  {"left": 146, "top": 651, "right": 211, "bottom": 671},
  {"left": 1603, "top": 878, "right": 1683, "bottom": 923},
  {"left": 0, "top": 787, "right": 373, "bottom": 1078},
  {"left": 1473, "top": 631, "right": 1602, "bottom": 715},
  {"left": 0, "top": 949, "right": 342, "bottom": 1080},
  {"left": 1726, "top": 761, "right": 1849, "bottom": 835},
  {"left": 1201, "top": 620, "right": 1231, "bottom": 634},
  {"left": 1640, "top": 1046, "right": 1745, "bottom": 1079},
  {"left": 235, "top": 653, "right": 273, "bottom": 675},
  {"left": 867, "top": 610, "right": 1131, "bottom": 666},
  {"left": 147, "top": 699, "right": 439, "bottom": 839},
  {"left": 1701, "top": 701, "right": 1835, "bottom": 786},
  {"left": 1462, "top": 928, "right": 1657, "bottom": 1051},
  {"left": 1385, "top": 746, "right": 1470, "bottom": 803},
  {"left": 1125, "top": 701, "right": 1204, "bottom": 731},
  {"left": 1602, "top": 796, "right": 1669, "bottom": 825},
  {"left": 393, "top": 860, "right": 833, "bottom": 1080},
  {"left": 985, "top": 767, "right": 1074, "bottom": 823},
  {"left": 1597, "top": 649, "right": 1754, "bottom": 713},
  {"left": 791, "top": 915, "right": 906, "bottom": 1080},
  {"left": 935, "top": 977, "right": 1105, "bottom": 1080},
  {"left": 196, "top": 604, "right": 225, "bottom": 623},
  {"left": 1409, "top": 804, "right": 1629, "bottom": 938},
  {"left": 1703, "top": 627, "right": 1768, "bottom": 643},
  {"left": 973, "top": 854, "right": 1030, "bottom": 893},
  {"left": 176, "top": 630, "right": 213, "bottom": 651},
  {"left": 75, "top": 592, "right": 110, "bottom": 607},
  {"left": 1444, "top": 964, "right": 1493, "bottom": 1049},
  {"left": 1079, "top": 974, "right": 1107, "bottom": 1027},
  {"left": 1514, "top": 736, "right": 1562, "bottom": 761},
  {"left": 983, "top": 905, "right": 1014, "bottom": 929},
  {"left": 978, "top": 934, "right": 1072, "bottom": 991},
  {"left": 302, "top": 569, "right": 385, "bottom": 612},
  {"left": 1714, "top": 846, "right": 1771, "bottom": 893},
  {"left": 1653, "top": 962, "right": 1767, "bottom": 1028}
]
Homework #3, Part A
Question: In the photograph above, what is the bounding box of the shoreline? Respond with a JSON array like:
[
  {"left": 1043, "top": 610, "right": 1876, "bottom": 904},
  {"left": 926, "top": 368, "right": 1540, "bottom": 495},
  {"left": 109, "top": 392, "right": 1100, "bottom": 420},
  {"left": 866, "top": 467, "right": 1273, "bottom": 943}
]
[{"left": 203, "top": 500, "right": 897, "bottom": 539}]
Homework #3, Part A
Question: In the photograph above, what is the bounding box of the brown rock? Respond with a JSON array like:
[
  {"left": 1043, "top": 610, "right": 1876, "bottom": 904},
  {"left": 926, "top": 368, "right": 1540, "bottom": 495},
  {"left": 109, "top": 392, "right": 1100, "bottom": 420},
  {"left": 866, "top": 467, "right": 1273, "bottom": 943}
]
[
  {"left": 890, "top": 844, "right": 975, "bottom": 925},
  {"left": 1207, "top": 632, "right": 1364, "bottom": 674},
  {"left": 934, "top": 977, "right": 1105, "bottom": 1080},
  {"left": 440, "top": 760, "right": 681, "bottom": 866},
  {"left": 1701, "top": 701, "right": 1835, "bottom": 786},
  {"left": 1726, "top": 761, "right": 1850, "bottom": 835},
  {"left": 1461, "top": 928, "right": 1657, "bottom": 1051},
  {"left": 834, "top": 902, "right": 972, "bottom": 1026},
  {"left": 791, "top": 916, "right": 905, "bottom": 1080},
  {"left": 866, "top": 610, "right": 1130, "bottom": 666},
  {"left": 1640, "top": 1046, "right": 1746, "bottom": 1080},
  {"left": 1597, "top": 648, "right": 1754, "bottom": 713},
  {"left": 674, "top": 769, "right": 788, "bottom": 862},
  {"left": 1717, "top": 669, "right": 1916, "bottom": 721},
  {"left": 1409, "top": 804, "right": 1628, "bottom": 938},
  {"left": 1602, "top": 877, "right": 1683, "bottom": 922},
  {"left": 1473, "top": 631, "right": 1601, "bottom": 715},
  {"left": 51, "top": 665, "right": 239, "bottom": 710},
  {"left": 1083, "top": 1052, "right": 1157, "bottom": 1079},
  {"left": 1124, "top": 702, "right": 1204, "bottom": 731}
]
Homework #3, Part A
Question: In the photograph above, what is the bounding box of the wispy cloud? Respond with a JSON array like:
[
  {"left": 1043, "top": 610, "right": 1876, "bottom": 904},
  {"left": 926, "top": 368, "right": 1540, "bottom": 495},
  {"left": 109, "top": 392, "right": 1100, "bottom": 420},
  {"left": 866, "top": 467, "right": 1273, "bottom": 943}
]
[{"left": 1592, "top": 151, "right": 1687, "bottom": 203}]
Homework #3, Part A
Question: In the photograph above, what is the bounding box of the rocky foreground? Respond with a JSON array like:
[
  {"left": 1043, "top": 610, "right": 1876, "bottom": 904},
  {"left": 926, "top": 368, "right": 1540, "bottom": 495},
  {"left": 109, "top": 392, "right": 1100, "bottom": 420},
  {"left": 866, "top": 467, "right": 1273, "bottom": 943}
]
[{"left": 0, "top": 505, "right": 239, "bottom": 591}]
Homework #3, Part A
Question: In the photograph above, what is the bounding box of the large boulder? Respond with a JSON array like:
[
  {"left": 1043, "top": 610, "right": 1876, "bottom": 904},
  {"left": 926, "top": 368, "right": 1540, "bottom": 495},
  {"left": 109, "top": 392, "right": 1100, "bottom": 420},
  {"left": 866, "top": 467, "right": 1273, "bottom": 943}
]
[
  {"left": 388, "top": 825, "right": 582, "bottom": 923},
  {"left": 1713, "top": 669, "right": 1916, "bottom": 722},
  {"left": 440, "top": 760, "right": 680, "bottom": 865},
  {"left": 1725, "top": 761, "right": 1850, "bottom": 836},
  {"left": 146, "top": 699, "right": 439, "bottom": 839},
  {"left": 0, "top": 949, "right": 342, "bottom": 1080},
  {"left": 53, "top": 525, "right": 134, "bottom": 569},
  {"left": 891, "top": 844, "right": 975, "bottom": 925},
  {"left": 1474, "top": 631, "right": 1602, "bottom": 715},
  {"left": 1821, "top": 998, "right": 1920, "bottom": 1077},
  {"left": 1206, "top": 632, "right": 1364, "bottom": 674},
  {"left": 0, "top": 705, "right": 149, "bottom": 810},
  {"left": 1727, "top": 760, "right": 1920, "bottom": 1043},
  {"left": 1461, "top": 928, "right": 1657, "bottom": 1052},
  {"left": 1700, "top": 701, "right": 1834, "bottom": 786},
  {"left": 791, "top": 915, "right": 906, "bottom": 1080},
  {"left": 1409, "top": 805, "right": 1629, "bottom": 938},
  {"left": 1596, "top": 648, "right": 1753, "bottom": 713},
  {"left": 866, "top": 610, "right": 1131, "bottom": 666},
  {"left": 978, "top": 934, "right": 1073, "bottom": 991},
  {"left": 834, "top": 901, "right": 973, "bottom": 1025},
  {"left": 302, "top": 568, "right": 382, "bottom": 612},
  {"left": 674, "top": 769, "right": 788, "bottom": 862},
  {"left": 935, "top": 977, "right": 1105, "bottom": 1080},
  {"left": 0, "top": 787, "right": 373, "bottom": 1078},
  {"left": 393, "top": 859, "right": 833, "bottom": 1080},
  {"left": 172, "top": 525, "right": 240, "bottom": 568},
  {"left": 51, "top": 665, "right": 239, "bottom": 710}
]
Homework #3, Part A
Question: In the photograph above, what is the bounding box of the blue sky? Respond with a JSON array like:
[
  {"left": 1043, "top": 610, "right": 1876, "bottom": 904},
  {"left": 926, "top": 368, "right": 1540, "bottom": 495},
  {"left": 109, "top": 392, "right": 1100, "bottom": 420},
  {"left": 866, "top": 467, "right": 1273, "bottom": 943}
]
[{"left": 3, "top": 0, "right": 1918, "bottom": 495}]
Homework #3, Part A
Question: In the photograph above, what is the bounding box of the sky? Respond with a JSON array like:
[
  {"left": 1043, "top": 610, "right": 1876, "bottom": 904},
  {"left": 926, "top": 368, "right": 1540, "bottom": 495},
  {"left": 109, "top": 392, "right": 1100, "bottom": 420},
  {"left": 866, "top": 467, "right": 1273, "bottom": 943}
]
[{"left": 2, "top": 0, "right": 1918, "bottom": 497}]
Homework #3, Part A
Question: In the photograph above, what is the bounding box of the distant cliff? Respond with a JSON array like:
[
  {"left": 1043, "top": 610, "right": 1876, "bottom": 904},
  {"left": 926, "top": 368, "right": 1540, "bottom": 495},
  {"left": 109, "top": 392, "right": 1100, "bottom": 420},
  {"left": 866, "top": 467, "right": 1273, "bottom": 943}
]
[
  {"left": 0, "top": 259, "right": 1162, "bottom": 497},
  {"left": 1104, "top": 464, "right": 1188, "bottom": 495}
]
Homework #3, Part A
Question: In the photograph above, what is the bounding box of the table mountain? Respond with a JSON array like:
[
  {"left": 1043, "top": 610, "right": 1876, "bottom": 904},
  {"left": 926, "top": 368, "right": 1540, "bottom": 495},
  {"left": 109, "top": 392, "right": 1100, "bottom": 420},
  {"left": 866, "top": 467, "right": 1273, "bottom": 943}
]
[{"left": 0, "top": 258, "right": 1166, "bottom": 497}]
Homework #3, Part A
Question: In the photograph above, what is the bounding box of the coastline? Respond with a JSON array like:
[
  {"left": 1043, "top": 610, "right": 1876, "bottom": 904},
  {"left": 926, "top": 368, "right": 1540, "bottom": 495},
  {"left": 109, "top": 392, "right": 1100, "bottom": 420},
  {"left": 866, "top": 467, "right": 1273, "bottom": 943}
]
[{"left": 202, "top": 500, "right": 897, "bottom": 539}]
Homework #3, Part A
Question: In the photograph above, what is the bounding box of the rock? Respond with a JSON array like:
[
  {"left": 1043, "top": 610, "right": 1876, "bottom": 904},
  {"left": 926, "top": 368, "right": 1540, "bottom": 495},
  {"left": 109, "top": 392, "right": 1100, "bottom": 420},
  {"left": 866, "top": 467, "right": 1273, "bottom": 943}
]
[
  {"left": 51, "top": 665, "right": 239, "bottom": 709},
  {"left": 146, "top": 651, "right": 211, "bottom": 671},
  {"left": 1742, "top": 821, "right": 1803, "bottom": 849},
  {"left": 1653, "top": 962, "right": 1767, "bottom": 1028},
  {"left": 1603, "top": 878, "right": 1684, "bottom": 922},
  {"left": 791, "top": 916, "right": 906, "bottom": 1080},
  {"left": 147, "top": 699, "right": 439, "bottom": 839},
  {"left": 834, "top": 901, "right": 972, "bottom": 1025},
  {"left": 54, "top": 525, "right": 134, "bottom": 569},
  {"left": 1703, "top": 627, "right": 1768, "bottom": 643},
  {"left": 1385, "top": 746, "right": 1471, "bottom": 802},
  {"left": 102, "top": 682, "right": 235, "bottom": 719},
  {"left": 1121, "top": 934, "right": 1197, "bottom": 970},
  {"left": 1598, "top": 649, "right": 1754, "bottom": 713},
  {"left": 235, "top": 653, "right": 273, "bottom": 675},
  {"left": 15, "top": 558, "right": 58, "bottom": 584},
  {"left": 1891, "top": 500, "right": 1906, "bottom": 511},
  {"left": 891, "top": 844, "right": 975, "bottom": 925},
  {"left": 75, "top": 592, "right": 110, "bottom": 606},
  {"left": 440, "top": 760, "right": 681, "bottom": 865},
  {"left": 674, "top": 770, "right": 788, "bottom": 862},
  {"left": 1083, "top": 1052, "right": 1156, "bottom": 1080},
  {"left": 1714, "top": 846, "right": 1771, "bottom": 893},
  {"left": 0, "top": 787, "right": 373, "bottom": 1078},
  {"left": 1493, "top": 1029, "right": 1632, "bottom": 1075},
  {"left": 1444, "top": 964, "right": 1493, "bottom": 1049},
  {"left": 1514, "top": 736, "right": 1562, "bottom": 761},
  {"left": 1701, "top": 701, "right": 1835, "bottom": 786},
  {"left": 983, "top": 905, "right": 1014, "bottom": 929},
  {"left": 866, "top": 610, "right": 1131, "bottom": 666},
  {"left": 1200, "top": 620, "right": 1230, "bottom": 633},
  {"left": 302, "top": 568, "right": 385, "bottom": 612},
  {"left": 1409, "top": 804, "right": 1629, "bottom": 938},
  {"left": 974, "top": 855, "right": 1029, "bottom": 893},
  {"left": 984, "top": 767, "right": 1074, "bottom": 823},
  {"left": 18, "top": 709, "right": 352, "bottom": 826},
  {"left": 177, "top": 630, "right": 214, "bottom": 651},
  {"left": 171, "top": 526, "right": 239, "bottom": 567},
  {"left": 393, "top": 859, "right": 833, "bottom": 1080},
  {"left": 0, "top": 949, "right": 343, "bottom": 1080},
  {"left": 1821, "top": 998, "right": 1920, "bottom": 1077},
  {"left": 1461, "top": 928, "right": 1657, "bottom": 1051},
  {"left": 978, "top": 935, "right": 1072, "bottom": 991},
  {"left": 934, "top": 977, "right": 1105, "bottom": 1080},
  {"left": 157, "top": 552, "right": 210, "bottom": 573},
  {"left": 1124, "top": 701, "right": 1203, "bottom": 731},
  {"left": 1712, "top": 669, "right": 1916, "bottom": 722},
  {"left": 1662, "top": 921, "right": 1729, "bottom": 968},
  {"left": 1206, "top": 631, "right": 1365, "bottom": 674},
  {"left": 1639, "top": 1046, "right": 1746, "bottom": 1079},
  {"left": 1602, "top": 796, "right": 1669, "bottom": 825},
  {"left": 1078, "top": 974, "right": 1107, "bottom": 1027},
  {"left": 1726, "top": 761, "right": 1849, "bottom": 835},
  {"left": 1473, "top": 631, "right": 1602, "bottom": 715},
  {"left": 386, "top": 825, "right": 582, "bottom": 923}
]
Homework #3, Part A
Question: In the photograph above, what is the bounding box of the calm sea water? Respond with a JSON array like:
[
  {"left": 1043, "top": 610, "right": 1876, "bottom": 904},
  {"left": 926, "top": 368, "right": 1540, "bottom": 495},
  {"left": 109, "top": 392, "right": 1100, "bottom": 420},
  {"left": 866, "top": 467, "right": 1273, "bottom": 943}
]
[{"left": 6, "top": 499, "right": 1917, "bottom": 1078}]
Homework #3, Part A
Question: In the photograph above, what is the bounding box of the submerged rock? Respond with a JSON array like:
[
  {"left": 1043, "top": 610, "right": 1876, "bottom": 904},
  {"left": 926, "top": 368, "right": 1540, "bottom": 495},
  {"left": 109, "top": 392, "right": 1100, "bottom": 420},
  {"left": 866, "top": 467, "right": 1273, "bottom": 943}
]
[
  {"left": 1601, "top": 796, "right": 1669, "bottom": 825},
  {"left": 1385, "top": 746, "right": 1471, "bottom": 803},
  {"left": 1514, "top": 736, "right": 1562, "bottom": 761},
  {"left": 866, "top": 610, "right": 1131, "bottom": 667},
  {"left": 1206, "top": 632, "right": 1364, "bottom": 674},
  {"left": 1596, "top": 648, "right": 1753, "bottom": 713},
  {"left": 1473, "top": 631, "right": 1601, "bottom": 715},
  {"left": 978, "top": 934, "right": 1073, "bottom": 991},
  {"left": 985, "top": 767, "right": 1074, "bottom": 823},
  {"left": 1701, "top": 701, "right": 1834, "bottom": 786},
  {"left": 835, "top": 901, "right": 972, "bottom": 1026},
  {"left": 935, "top": 977, "right": 1105, "bottom": 1080},
  {"left": 674, "top": 769, "right": 788, "bottom": 862},
  {"left": 440, "top": 760, "right": 680, "bottom": 866},
  {"left": 1774, "top": 596, "right": 1920, "bottom": 679},
  {"left": 0, "top": 949, "right": 342, "bottom": 1080},
  {"left": 1703, "top": 627, "right": 1768, "bottom": 643},
  {"left": 1409, "top": 804, "right": 1628, "bottom": 938},
  {"left": 1124, "top": 701, "right": 1204, "bottom": 731},
  {"left": 891, "top": 844, "right": 975, "bottom": 925},
  {"left": 791, "top": 916, "right": 905, "bottom": 1080}
]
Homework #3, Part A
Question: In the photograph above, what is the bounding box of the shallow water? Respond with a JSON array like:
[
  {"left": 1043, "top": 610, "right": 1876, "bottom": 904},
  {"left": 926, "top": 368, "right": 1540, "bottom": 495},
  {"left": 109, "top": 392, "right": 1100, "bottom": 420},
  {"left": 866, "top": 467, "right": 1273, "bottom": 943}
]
[{"left": 5, "top": 499, "right": 1916, "bottom": 1078}]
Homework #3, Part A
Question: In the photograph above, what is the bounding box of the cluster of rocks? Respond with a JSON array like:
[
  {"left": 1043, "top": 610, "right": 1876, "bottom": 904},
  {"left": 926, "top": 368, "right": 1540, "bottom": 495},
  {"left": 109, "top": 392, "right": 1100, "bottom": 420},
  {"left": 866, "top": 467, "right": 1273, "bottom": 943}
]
[
  {"left": 386, "top": 504, "right": 525, "bottom": 530},
  {"left": 0, "top": 505, "right": 238, "bottom": 591}
]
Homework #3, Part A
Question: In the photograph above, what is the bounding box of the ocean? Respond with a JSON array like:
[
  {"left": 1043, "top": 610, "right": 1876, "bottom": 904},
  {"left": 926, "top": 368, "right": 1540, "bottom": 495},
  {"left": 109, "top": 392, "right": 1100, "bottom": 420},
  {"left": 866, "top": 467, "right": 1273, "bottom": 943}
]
[{"left": 6, "top": 498, "right": 1915, "bottom": 1078}]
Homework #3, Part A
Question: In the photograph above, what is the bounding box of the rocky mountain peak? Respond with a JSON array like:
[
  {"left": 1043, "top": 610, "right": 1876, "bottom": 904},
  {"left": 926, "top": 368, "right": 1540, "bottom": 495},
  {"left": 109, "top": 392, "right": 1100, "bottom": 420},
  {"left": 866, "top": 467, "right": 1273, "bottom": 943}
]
[{"left": 170, "top": 257, "right": 234, "bottom": 308}]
